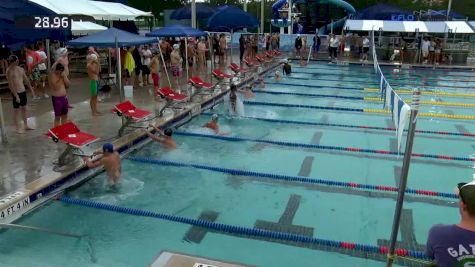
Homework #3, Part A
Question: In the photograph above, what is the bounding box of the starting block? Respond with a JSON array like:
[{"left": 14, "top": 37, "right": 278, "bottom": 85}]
[
  {"left": 112, "top": 100, "right": 153, "bottom": 136},
  {"left": 46, "top": 122, "right": 99, "bottom": 166},
  {"left": 157, "top": 87, "right": 188, "bottom": 116}
]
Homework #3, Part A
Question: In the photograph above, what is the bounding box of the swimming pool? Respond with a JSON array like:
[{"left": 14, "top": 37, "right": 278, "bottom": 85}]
[{"left": 0, "top": 63, "right": 473, "bottom": 267}]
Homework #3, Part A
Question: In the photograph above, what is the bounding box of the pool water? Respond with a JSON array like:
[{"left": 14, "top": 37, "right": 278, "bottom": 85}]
[{"left": 0, "top": 63, "right": 473, "bottom": 267}]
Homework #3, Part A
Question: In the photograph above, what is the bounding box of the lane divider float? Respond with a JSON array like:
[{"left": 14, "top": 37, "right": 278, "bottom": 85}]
[
  {"left": 174, "top": 131, "right": 475, "bottom": 162},
  {"left": 60, "top": 196, "right": 430, "bottom": 262},
  {"left": 128, "top": 157, "right": 459, "bottom": 200}
]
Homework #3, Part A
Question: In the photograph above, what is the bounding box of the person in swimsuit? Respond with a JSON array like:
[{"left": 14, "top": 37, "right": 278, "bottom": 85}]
[
  {"left": 87, "top": 53, "right": 101, "bottom": 116},
  {"left": 83, "top": 143, "right": 121, "bottom": 186},
  {"left": 149, "top": 55, "right": 160, "bottom": 92},
  {"left": 145, "top": 124, "right": 177, "bottom": 150},
  {"left": 170, "top": 44, "right": 183, "bottom": 89},
  {"left": 48, "top": 62, "right": 70, "bottom": 127},
  {"left": 203, "top": 114, "right": 221, "bottom": 134},
  {"left": 6, "top": 55, "right": 34, "bottom": 133},
  {"left": 229, "top": 84, "right": 238, "bottom": 113}
]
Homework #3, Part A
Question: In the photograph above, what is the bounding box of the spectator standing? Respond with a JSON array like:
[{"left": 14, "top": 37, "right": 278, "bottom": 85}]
[
  {"left": 141, "top": 45, "right": 152, "bottom": 86},
  {"left": 6, "top": 55, "right": 34, "bottom": 133},
  {"left": 295, "top": 34, "right": 303, "bottom": 57},
  {"left": 24, "top": 45, "right": 39, "bottom": 99},
  {"left": 35, "top": 43, "right": 49, "bottom": 99},
  {"left": 426, "top": 180, "right": 475, "bottom": 267}
]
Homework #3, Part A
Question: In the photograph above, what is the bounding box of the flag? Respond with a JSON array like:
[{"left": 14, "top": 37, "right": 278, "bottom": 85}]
[{"left": 397, "top": 102, "right": 411, "bottom": 152}]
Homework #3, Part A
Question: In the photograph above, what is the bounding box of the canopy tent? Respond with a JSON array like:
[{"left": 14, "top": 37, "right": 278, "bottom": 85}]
[
  {"left": 170, "top": 4, "right": 215, "bottom": 20},
  {"left": 71, "top": 20, "right": 107, "bottom": 36},
  {"left": 29, "top": 0, "right": 152, "bottom": 20},
  {"left": 0, "top": 0, "right": 70, "bottom": 50},
  {"left": 68, "top": 27, "right": 155, "bottom": 47},
  {"left": 420, "top": 10, "right": 466, "bottom": 20},
  {"left": 146, "top": 25, "right": 208, "bottom": 38},
  {"left": 470, "top": 21, "right": 475, "bottom": 30},
  {"left": 68, "top": 27, "right": 156, "bottom": 101},
  {"left": 344, "top": 20, "right": 474, "bottom": 34}
]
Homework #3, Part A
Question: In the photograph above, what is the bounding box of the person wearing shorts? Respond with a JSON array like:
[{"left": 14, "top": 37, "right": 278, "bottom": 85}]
[
  {"left": 51, "top": 95, "right": 69, "bottom": 118},
  {"left": 24, "top": 45, "right": 40, "bottom": 99},
  {"left": 87, "top": 53, "right": 101, "bottom": 115},
  {"left": 6, "top": 55, "right": 34, "bottom": 133},
  {"left": 170, "top": 44, "right": 182, "bottom": 89},
  {"left": 149, "top": 55, "right": 160, "bottom": 91},
  {"left": 49, "top": 62, "right": 70, "bottom": 126}
]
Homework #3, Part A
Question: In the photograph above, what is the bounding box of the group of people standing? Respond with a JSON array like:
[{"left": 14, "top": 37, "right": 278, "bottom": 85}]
[{"left": 239, "top": 33, "right": 281, "bottom": 63}]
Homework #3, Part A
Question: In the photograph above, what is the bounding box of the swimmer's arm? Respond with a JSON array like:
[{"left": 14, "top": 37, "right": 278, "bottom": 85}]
[
  {"left": 148, "top": 124, "right": 164, "bottom": 135},
  {"left": 83, "top": 156, "right": 102, "bottom": 168},
  {"left": 146, "top": 131, "right": 165, "bottom": 143}
]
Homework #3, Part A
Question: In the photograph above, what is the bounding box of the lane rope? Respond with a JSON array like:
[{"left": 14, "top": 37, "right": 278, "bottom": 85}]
[
  {"left": 128, "top": 157, "right": 459, "bottom": 200},
  {"left": 200, "top": 112, "right": 475, "bottom": 137},
  {"left": 365, "top": 88, "right": 475, "bottom": 98},
  {"left": 59, "top": 195, "right": 430, "bottom": 261},
  {"left": 174, "top": 131, "right": 475, "bottom": 162},
  {"left": 244, "top": 101, "right": 475, "bottom": 120},
  {"left": 253, "top": 90, "right": 474, "bottom": 108},
  {"left": 268, "top": 74, "right": 474, "bottom": 90}
]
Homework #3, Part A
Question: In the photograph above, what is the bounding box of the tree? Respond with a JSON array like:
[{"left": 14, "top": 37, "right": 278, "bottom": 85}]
[{"left": 127, "top": 0, "right": 187, "bottom": 17}]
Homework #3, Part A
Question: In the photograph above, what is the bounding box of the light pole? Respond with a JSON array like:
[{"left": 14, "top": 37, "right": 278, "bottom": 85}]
[
  {"left": 261, "top": 0, "right": 265, "bottom": 33},
  {"left": 446, "top": 0, "right": 453, "bottom": 21}
]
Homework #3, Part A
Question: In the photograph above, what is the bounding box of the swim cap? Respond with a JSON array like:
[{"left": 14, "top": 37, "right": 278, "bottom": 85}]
[
  {"left": 231, "top": 77, "right": 239, "bottom": 86},
  {"left": 55, "top": 47, "right": 68, "bottom": 59},
  {"left": 284, "top": 59, "right": 289, "bottom": 63},
  {"left": 87, "top": 53, "right": 98, "bottom": 62},
  {"left": 102, "top": 143, "right": 114, "bottom": 153},
  {"left": 212, "top": 114, "right": 218, "bottom": 121},
  {"left": 164, "top": 129, "right": 173, "bottom": 136},
  {"left": 173, "top": 44, "right": 180, "bottom": 49},
  {"left": 275, "top": 70, "right": 281, "bottom": 75}
]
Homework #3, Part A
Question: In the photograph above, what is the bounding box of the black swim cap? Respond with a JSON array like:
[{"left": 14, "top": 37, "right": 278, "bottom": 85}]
[
  {"left": 164, "top": 129, "right": 173, "bottom": 136},
  {"left": 7, "top": 55, "right": 18, "bottom": 64}
]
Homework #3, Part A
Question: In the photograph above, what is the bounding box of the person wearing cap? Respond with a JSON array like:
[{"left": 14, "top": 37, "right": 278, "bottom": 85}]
[
  {"left": 170, "top": 44, "right": 183, "bottom": 89},
  {"left": 426, "top": 180, "right": 475, "bottom": 266},
  {"left": 145, "top": 124, "right": 176, "bottom": 150},
  {"left": 6, "top": 55, "right": 34, "bottom": 133},
  {"left": 87, "top": 53, "right": 101, "bottom": 116},
  {"left": 203, "top": 114, "right": 221, "bottom": 134},
  {"left": 141, "top": 45, "right": 152, "bottom": 86},
  {"left": 283, "top": 59, "right": 292, "bottom": 75},
  {"left": 83, "top": 143, "right": 121, "bottom": 186}
]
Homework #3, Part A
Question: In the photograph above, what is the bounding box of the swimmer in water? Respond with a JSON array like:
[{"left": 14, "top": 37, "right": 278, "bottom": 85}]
[
  {"left": 239, "top": 84, "right": 255, "bottom": 99},
  {"left": 83, "top": 143, "right": 121, "bottom": 186},
  {"left": 145, "top": 124, "right": 177, "bottom": 150},
  {"left": 203, "top": 114, "right": 220, "bottom": 134},
  {"left": 275, "top": 70, "right": 282, "bottom": 81},
  {"left": 258, "top": 76, "right": 265, "bottom": 88},
  {"left": 229, "top": 84, "right": 238, "bottom": 113}
]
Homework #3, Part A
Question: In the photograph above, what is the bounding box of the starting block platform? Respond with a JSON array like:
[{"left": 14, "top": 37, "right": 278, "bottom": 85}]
[{"left": 149, "top": 251, "right": 255, "bottom": 267}]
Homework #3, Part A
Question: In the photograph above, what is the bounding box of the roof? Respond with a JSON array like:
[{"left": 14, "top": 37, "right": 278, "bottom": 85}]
[
  {"left": 68, "top": 27, "right": 156, "bottom": 47},
  {"left": 71, "top": 20, "right": 107, "bottom": 36},
  {"left": 29, "top": 0, "right": 152, "bottom": 20},
  {"left": 344, "top": 20, "right": 474, "bottom": 33}
]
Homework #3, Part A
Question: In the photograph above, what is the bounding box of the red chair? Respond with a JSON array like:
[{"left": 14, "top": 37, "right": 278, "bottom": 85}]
[
  {"left": 274, "top": 49, "right": 282, "bottom": 56},
  {"left": 229, "top": 63, "right": 248, "bottom": 76},
  {"left": 256, "top": 55, "right": 272, "bottom": 63},
  {"left": 265, "top": 51, "right": 274, "bottom": 58},
  {"left": 243, "top": 58, "right": 260, "bottom": 68},
  {"left": 112, "top": 100, "right": 153, "bottom": 136},
  {"left": 46, "top": 122, "right": 99, "bottom": 166},
  {"left": 157, "top": 87, "right": 188, "bottom": 116},
  {"left": 189, "top": 76, "right": 214, "bottom": 90}
]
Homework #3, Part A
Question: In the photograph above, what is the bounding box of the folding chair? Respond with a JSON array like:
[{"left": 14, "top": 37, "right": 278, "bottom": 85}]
[
  {"left": 274, "top": 49, "right": 282, "bottom": 56},
  {"left": 157, "top": 87, "right": 188, "bottom": 116},
  {"left": 188, "top": 76, "right": 215, "bottom": 100},
  {"left": 46, "top": 122, "right": 99, "bottom": 166},
  {"left": 112, "top": 100, "right": 153, "bottom": 136}
]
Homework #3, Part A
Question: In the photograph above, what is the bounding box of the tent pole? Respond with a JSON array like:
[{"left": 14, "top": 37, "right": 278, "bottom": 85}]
[
  {"left": 46, "top": 39, "right": 51, "bottom": 71},
  {"left": 108, "top": 48, "right": 112, "bottom": 74},
  {"left": 116, "top": 37, "right": 124, "bottom": 103},
  {"left": 208, "top": 35, "right": 214, "bottom": 71},
  {"left": 157, "top": 38, "right": 172, "bottom": 88},
  {"left": 230, "top": 29, "right": 234, "bottom": 64},
  {"left": 261, "top": 0, "right": 265, "bottom": 33},
  {"left": 191, "top": 0, "right": 197, "bottom": 28},
  {"left": 185, "top": 37, "right": 189, "bottom": 81}
]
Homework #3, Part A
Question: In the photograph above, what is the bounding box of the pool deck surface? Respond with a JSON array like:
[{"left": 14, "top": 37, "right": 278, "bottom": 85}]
[{"left": 0, "top": 53, "right": 473, "bottom": 201}]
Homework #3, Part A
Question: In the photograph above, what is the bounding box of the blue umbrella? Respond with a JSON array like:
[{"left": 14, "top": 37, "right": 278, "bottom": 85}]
[
  {"left": 146, "top": 24, "right": 208, "bottom": 38},
  {"left": 206, "top": 5, "right": 259, "bottom": 32},
  {"left": 170, "top": 4, "right": 215, "bottom": 20},
  {"left": 206, "top": 5, "right": 259, "bottom": 63}
]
